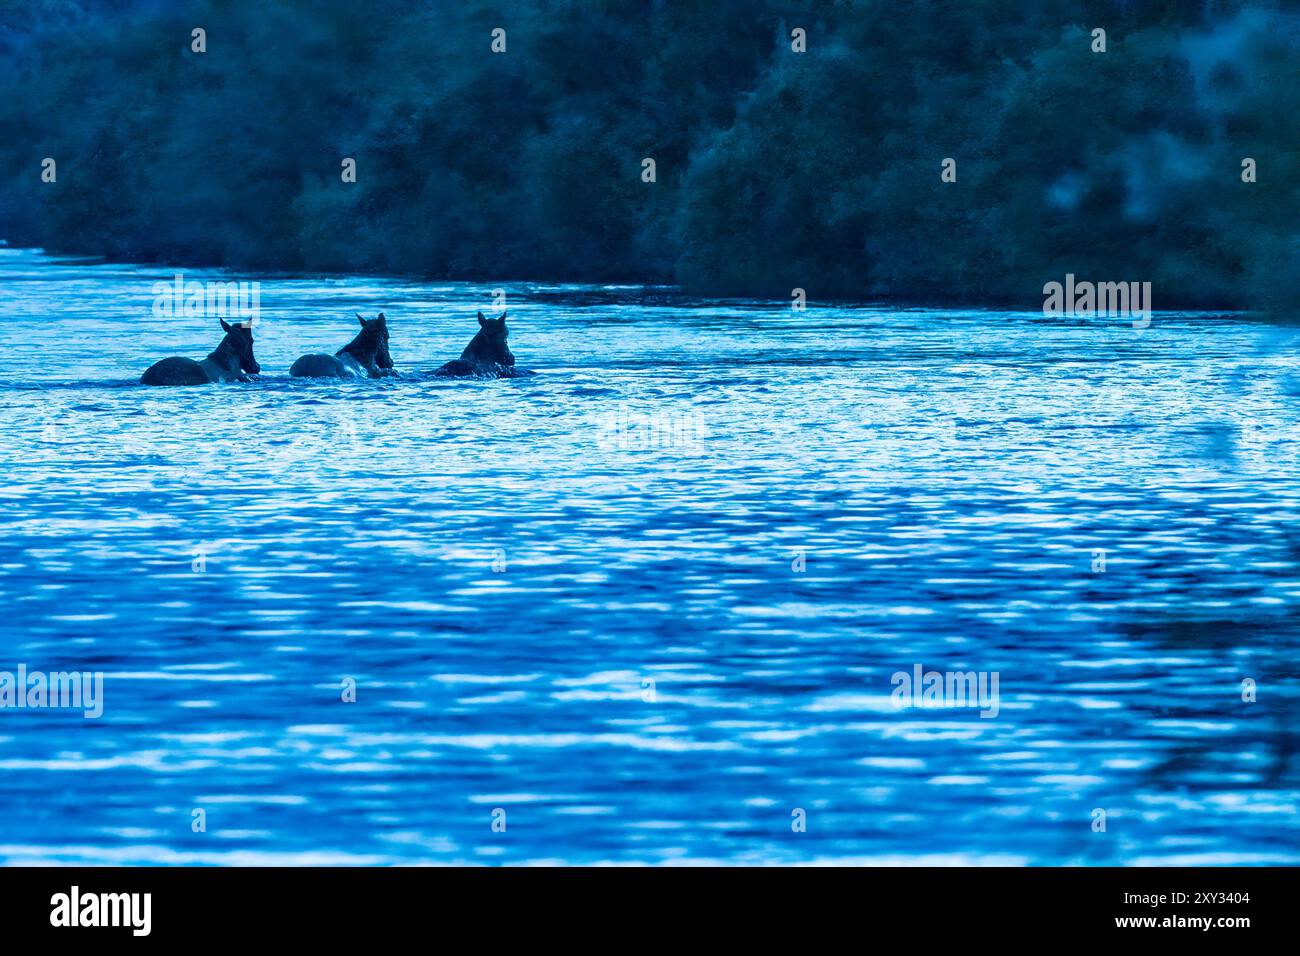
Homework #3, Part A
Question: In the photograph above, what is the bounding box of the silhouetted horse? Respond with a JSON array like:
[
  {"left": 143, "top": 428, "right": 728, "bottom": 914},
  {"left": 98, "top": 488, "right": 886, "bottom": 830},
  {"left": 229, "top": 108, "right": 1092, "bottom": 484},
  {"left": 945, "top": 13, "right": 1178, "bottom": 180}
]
[
  {"left": 140, "top": 319, "right": 261, "bottom": 386},
  {"left": 290, "top": 313, "right": 394, "bottom": 378},
  {"left": 435, "top": 311, "right": 533, "bottom": 378}
]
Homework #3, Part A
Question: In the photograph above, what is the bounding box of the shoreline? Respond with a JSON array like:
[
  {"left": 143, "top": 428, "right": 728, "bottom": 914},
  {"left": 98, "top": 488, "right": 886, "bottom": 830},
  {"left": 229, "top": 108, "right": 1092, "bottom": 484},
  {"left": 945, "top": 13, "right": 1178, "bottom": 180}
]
[{"left": 0, "top": 243, "right": 1256, "bottom": 315}]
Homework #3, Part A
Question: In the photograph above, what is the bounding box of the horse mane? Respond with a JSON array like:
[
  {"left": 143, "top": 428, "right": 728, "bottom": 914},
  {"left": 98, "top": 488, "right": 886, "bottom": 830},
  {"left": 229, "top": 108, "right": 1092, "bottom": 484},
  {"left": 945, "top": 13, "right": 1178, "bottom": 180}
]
[
  {"left": 339, "top": 324, "right": 381, "bottom": 362},
  {"left": 461, "top": 327, "right": 514, "bottom": 366}
]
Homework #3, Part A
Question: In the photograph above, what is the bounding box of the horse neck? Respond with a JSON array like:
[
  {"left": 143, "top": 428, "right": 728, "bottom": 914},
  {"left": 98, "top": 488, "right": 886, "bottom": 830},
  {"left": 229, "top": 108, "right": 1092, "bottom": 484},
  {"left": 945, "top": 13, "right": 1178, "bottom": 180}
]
[
  {"left": 340, "top": 330, "right": 377, "bottom": 366},
  {"left": 458, "top": 330, "right": 485, "bottom": 360},
  {"left": 462, "top": 330, "right": 512, "bottom": 365},
  {"left": 206, "top": 334, "right": 240, "bottom": 372}
]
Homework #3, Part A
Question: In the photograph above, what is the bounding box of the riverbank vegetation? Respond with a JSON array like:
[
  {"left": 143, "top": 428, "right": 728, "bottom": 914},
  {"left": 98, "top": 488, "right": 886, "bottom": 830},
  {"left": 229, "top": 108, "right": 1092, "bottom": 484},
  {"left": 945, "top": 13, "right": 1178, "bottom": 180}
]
[{"left": 1, "top": 0, "right": 1294, "bottom": 308}]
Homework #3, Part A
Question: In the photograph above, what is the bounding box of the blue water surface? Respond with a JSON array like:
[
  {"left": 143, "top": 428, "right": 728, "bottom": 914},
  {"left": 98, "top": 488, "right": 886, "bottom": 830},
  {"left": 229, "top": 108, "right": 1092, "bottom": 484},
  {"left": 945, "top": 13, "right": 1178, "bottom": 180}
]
[{"left": 0, "top": 247, "right": 1297, "bottom": 865}]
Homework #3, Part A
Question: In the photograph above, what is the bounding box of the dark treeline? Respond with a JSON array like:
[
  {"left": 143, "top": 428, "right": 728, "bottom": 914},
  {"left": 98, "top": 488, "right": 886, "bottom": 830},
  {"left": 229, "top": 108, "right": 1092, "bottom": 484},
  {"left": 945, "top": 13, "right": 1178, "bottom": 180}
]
[{"left": 0, "top": 0, "right": 1295, "bottom": 307}]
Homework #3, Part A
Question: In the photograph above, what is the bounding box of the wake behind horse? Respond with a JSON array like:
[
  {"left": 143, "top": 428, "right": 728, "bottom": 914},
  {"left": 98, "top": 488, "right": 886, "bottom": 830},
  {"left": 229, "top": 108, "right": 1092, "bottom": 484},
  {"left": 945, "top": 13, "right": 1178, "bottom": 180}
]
[
  {"left": 435, "top": 311, "right": 533, "bottom": 378},
  {"left": 140, "top": 319, "right": 260, "bottom": 386},
  {"left": 290, "top": 313, "right": 394, "bottom": 378}
]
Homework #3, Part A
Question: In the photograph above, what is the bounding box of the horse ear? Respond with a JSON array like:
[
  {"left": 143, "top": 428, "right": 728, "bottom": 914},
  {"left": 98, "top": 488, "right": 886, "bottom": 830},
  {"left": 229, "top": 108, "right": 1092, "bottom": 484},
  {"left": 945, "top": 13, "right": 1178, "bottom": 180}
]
[
  {"left": 498, "top": 311, "right": 507, "bottom": 322},
  {"left": 357, "top": 313, "right": 366, "bottom": 327},
  {"left": 377, "top": 312, "right": 386, "bottom": 325},
  {"left": 478, "top": 311, "right": 487, "bottom": 326},
  {"left": 220, "top": 319, "right": 233, "bottom": 333}
]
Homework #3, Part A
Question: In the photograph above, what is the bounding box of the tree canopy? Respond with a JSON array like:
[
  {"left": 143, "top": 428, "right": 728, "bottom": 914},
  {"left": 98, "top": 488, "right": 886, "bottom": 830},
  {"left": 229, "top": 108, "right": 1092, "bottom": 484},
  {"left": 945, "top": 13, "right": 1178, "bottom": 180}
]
[{"left": 1, "top": 0, "right": 1294, "bottom": 308}]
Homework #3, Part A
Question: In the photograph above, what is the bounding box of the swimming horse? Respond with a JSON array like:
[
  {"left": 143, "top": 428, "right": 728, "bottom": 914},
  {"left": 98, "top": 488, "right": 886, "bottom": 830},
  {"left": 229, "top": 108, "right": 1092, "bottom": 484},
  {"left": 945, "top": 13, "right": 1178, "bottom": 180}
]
[
  {"left": 435, "top": 311, "right": 533, "bottom": 378},
  {"left": 290, "top": 313, "right": 394, "bottom": 378},
  {"left": 140, "top": 319, "right": 260, "bottom": 386}
]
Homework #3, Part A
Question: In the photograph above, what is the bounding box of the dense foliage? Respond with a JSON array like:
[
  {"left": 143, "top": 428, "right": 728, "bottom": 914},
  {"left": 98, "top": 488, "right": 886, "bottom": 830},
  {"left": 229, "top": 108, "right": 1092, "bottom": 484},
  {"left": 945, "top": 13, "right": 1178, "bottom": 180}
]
[{"left": 0, "top": 0, "right": 1295, "bottom": 307}]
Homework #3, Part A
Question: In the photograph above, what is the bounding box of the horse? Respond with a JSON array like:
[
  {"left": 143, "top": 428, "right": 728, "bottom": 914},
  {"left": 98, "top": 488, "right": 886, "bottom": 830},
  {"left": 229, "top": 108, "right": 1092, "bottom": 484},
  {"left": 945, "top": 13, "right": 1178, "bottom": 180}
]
[
  {"left": 434, "top": 311, "right": 533, "bottom": 378},
  {"left": 140, "top": 319, "right": 260, "bottom": 386},
  {"left": 290, "top": 313, "right": 394, "bottom": 378}
]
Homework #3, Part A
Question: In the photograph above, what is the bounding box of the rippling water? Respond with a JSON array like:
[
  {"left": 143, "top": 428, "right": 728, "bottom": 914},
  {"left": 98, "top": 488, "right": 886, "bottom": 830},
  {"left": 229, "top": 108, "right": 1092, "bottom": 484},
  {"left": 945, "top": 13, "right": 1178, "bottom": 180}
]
[{"left": 1, "top": 247, "right": 1297, "bottom": 865}]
